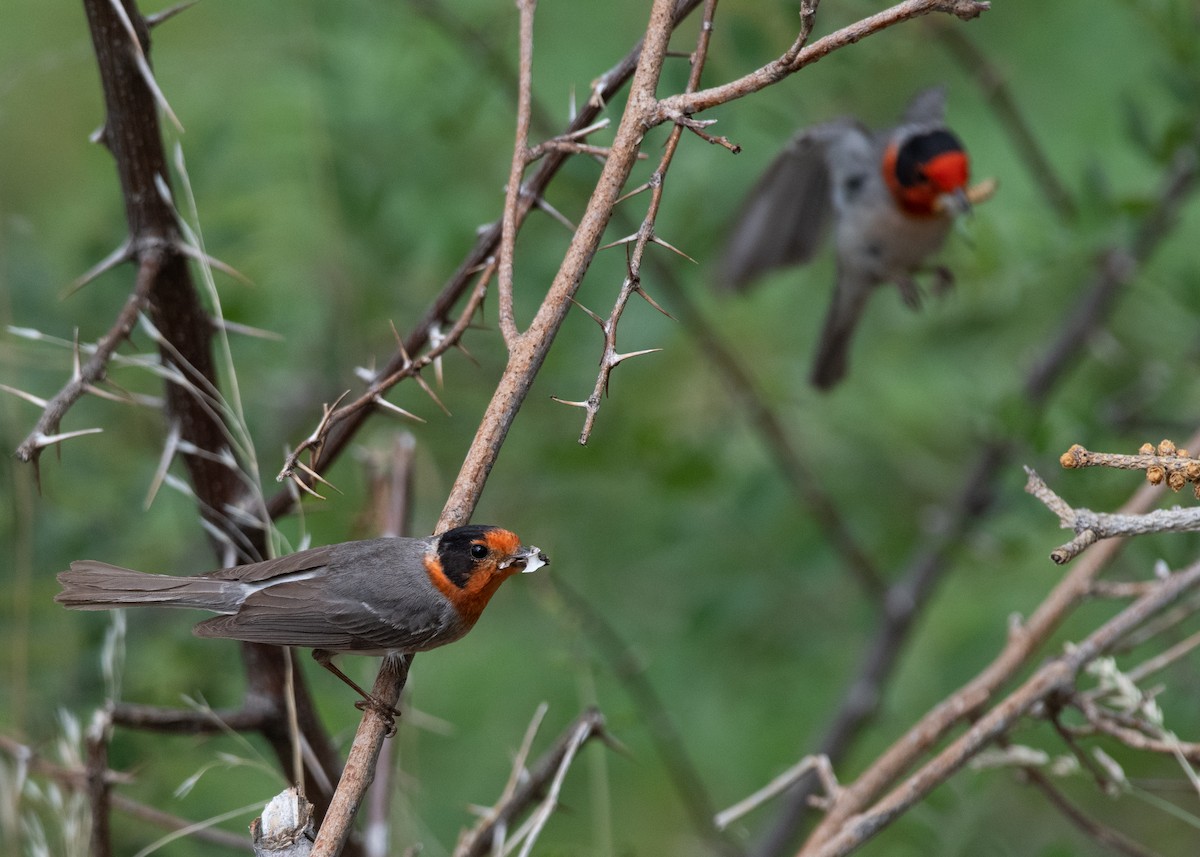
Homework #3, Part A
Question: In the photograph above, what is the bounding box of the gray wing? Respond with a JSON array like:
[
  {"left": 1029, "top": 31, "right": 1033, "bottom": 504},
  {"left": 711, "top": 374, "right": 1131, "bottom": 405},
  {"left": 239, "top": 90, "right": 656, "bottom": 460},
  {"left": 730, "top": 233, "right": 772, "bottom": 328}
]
[
  {"left": 193, "top": 537, "right": 456, "bottom": 653},
  {"left": 202, "top": 545, "right": 335, "bottom": 583},
  {"left": 716, "top": 119, "right": 867, "bottom": 292}
]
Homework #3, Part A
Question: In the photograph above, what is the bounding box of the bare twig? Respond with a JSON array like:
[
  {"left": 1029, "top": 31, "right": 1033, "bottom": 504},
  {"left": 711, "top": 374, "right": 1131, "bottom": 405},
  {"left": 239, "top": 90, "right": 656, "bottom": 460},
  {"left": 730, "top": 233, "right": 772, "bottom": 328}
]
[
  {"left": 454, "top": 707, "right": 609, "bottom": 857},
  {"left": 715, "top": 756, "right": 838, "bottom": 831},
  {"left": 658, "top": 0, "right": 989, "bottom": 119},
  {"left": 497, "top": 0, "right": 538, "bottom": 347},
  {"left": 1026, "top": 466, "right": 1200, "bottom": 563},
  {"left": 1019, "top": 767, "right": 1163, "bottom": 857}
]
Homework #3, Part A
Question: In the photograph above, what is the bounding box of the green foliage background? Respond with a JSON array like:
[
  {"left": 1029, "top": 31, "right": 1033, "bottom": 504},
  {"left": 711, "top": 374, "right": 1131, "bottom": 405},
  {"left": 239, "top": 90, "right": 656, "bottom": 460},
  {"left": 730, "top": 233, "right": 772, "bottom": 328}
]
[{"left": 3, "top": 1, "right": 1200, "bottom": 855}]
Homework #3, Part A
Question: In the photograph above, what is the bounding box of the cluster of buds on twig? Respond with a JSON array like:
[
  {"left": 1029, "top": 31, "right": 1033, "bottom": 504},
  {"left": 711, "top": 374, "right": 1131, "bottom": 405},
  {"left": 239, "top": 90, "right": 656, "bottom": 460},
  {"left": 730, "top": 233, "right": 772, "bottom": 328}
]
[{"left": 1060, "top": 439, "right": 1200, "bottom": 499}]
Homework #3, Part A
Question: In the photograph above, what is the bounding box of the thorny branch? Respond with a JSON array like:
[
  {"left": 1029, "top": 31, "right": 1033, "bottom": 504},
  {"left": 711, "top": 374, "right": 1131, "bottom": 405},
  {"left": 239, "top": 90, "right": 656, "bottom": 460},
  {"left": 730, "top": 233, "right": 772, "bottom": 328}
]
[
  {"left": 275, "top": 274, "right": 490, "bottom": 493},
  {"left": 12, "top": 250, "right": 157, "bottom": 470},
  {"left": 267, "top": 0, "right": 709, "bottom": 506},
  {"left": 658, "top": 0, "right": 988, "bottom": 120},
  {"left": 277, "top": 0, "right": 995, "bottom": 515},
  {"left": 559, "top": 0, "right": 725, "bottom": 443}
]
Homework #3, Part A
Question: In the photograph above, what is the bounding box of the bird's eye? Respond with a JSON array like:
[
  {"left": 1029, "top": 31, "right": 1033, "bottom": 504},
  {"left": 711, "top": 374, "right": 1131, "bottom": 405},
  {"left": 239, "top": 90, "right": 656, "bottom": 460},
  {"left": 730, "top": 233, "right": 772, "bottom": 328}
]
[{"left": 470, "top": 543, "right": 489, "bottom": 560}]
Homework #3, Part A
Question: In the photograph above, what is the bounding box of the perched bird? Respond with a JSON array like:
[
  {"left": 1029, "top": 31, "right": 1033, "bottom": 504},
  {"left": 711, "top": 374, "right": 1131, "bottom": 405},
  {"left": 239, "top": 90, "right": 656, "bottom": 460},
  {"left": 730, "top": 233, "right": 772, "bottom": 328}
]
[
  {"left": 57, "top": 525, "right": 548, "bottom": 714},
  {"left": 717, "top": 88, "right": 976, "bottom": 390}
]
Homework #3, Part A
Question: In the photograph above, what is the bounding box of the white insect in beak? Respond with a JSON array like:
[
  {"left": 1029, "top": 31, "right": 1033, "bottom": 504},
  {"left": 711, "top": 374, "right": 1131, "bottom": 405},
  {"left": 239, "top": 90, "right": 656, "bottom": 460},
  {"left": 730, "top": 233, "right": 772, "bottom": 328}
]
[{"left": 508, "top": 545, "right": 548, "bottom": 574}]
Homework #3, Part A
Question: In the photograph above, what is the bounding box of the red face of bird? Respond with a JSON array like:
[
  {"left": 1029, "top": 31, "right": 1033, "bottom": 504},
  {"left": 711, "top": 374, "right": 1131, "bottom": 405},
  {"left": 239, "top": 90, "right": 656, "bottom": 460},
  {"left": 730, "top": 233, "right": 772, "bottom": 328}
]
[
  {"left": 423, "top": 525, "right": 548, "bottom": 626},
  {"left": 882, "top": 129, "right": 971, "bottom": 218}
]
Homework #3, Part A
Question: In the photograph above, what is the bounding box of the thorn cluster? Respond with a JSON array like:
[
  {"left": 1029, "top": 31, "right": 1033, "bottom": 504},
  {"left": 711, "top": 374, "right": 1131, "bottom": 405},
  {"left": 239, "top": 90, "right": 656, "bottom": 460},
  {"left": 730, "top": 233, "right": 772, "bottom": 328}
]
[{"left": 1060, "top": 440, "right": 1200, "bottom": 499}]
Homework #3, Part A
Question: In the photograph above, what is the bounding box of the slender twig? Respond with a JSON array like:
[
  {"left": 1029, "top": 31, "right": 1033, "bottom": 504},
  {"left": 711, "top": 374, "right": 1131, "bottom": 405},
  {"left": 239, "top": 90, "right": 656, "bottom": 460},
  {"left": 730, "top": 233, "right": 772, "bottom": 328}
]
[
  {"left": 498, "top": 0, "right": 538, "bottom": 347},
  {"left": 1061, "top": 440, "right": 1200, "bottom": 498},
  {"left": 1019, "top": 767, "right": 1163, "bottom": 857},
  {"left": 1026, "top": 467, "right": 1200, "bottom": 564},
  {"left": 1124, "top": 628, "right": 1200, "bottom": 686},
  {"left": 715, "top": 756, "right": 838, "bottom": 831}
]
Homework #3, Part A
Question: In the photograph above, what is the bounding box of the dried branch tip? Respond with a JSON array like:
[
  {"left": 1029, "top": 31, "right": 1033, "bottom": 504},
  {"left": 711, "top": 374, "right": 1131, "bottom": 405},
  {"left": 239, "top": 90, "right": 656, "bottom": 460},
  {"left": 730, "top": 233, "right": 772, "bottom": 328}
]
[{"left": 1060, "top": 440, "right": 1200, "bottom": 498}]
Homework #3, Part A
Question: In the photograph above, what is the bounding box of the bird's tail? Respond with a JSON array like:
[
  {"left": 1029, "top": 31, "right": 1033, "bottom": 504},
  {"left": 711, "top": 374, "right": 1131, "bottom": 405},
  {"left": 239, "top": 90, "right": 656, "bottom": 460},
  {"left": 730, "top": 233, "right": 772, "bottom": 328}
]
[
  {"left": 56, "top": 562, "right": 240, "bottom": 613},
  {"left": 810, "top": 271, "right": 874, "bottom": 391}
]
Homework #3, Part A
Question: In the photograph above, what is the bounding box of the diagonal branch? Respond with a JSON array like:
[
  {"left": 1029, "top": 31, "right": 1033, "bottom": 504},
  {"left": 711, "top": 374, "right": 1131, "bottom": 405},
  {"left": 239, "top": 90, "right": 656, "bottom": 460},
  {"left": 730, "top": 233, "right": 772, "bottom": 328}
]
[
  {"left": 658, "top": 0, "right": 989, "bottom": 119},
  {"left": 801, "top": 556, "right": 1200, "bottom": 857}
]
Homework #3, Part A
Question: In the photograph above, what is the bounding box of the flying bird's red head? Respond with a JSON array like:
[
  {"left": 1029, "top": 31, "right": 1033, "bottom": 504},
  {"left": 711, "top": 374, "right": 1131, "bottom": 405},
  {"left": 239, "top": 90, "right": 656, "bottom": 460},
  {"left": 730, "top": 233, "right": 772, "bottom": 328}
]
[{"left": 883, "top": 129, "right": 970, "bottom": 217}]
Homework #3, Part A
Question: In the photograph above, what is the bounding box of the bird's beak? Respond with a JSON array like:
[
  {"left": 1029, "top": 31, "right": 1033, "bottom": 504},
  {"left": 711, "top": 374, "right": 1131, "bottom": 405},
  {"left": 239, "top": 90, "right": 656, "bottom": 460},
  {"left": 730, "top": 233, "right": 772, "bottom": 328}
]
[
  {"left": 936, "top": 187, "right": 972, "bottom": 217},
  {"left": 502, "top": 545, "right": 549, "bottom": 574}
]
